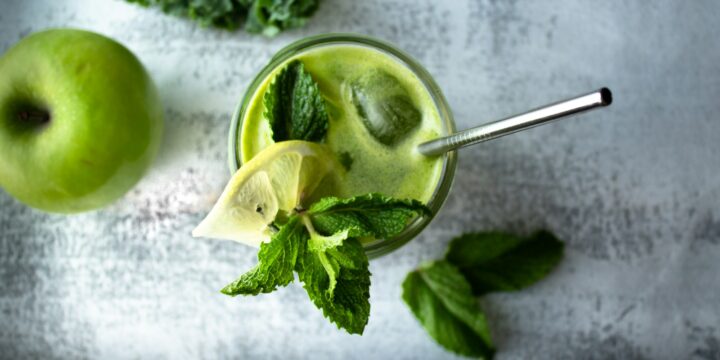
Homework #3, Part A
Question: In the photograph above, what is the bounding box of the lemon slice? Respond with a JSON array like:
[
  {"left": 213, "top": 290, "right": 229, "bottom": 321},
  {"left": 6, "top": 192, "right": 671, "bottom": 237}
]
[{"left": 192, "top": 140, "right": 341, "bottom": 247}]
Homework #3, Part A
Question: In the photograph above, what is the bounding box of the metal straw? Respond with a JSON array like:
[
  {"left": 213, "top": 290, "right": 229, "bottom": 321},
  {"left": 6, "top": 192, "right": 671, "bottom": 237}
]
[{"left": 418, "top": 88, "right": 613, "bottom": 156}]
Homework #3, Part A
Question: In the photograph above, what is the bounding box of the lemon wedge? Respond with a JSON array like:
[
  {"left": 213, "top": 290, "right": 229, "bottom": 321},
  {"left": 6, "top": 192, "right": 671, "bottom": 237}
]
[{"left": 192, "top": 140, "right": 340, "bottom": 247}]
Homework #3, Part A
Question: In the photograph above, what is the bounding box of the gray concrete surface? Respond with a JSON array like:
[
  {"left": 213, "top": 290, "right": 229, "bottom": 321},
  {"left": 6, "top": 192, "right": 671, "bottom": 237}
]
[{"left": 1, "top": 0, "right": 719, "bottom": 359}]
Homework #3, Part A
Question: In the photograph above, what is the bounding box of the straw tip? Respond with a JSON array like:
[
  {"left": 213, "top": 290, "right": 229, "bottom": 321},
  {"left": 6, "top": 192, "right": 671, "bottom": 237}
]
[{"left": 600, "top": 88, "right": 613, "bottom": 106}]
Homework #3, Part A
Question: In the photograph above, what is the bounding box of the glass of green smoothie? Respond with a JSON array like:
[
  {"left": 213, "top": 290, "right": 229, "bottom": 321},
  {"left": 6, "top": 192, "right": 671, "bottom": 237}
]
[{"left": 228, "top": 33, "right": 457, "bottom": 258}]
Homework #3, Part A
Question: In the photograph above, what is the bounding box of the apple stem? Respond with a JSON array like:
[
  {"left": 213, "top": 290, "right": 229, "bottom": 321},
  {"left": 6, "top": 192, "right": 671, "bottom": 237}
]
[{"left": 18, "top": 110, "right": 50, "bottom": 124}]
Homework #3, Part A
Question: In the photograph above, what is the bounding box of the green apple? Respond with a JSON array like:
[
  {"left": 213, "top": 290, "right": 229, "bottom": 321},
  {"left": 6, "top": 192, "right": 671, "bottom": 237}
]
[{"left": 0, "top": 29, "right": 163, "bottom": 213}]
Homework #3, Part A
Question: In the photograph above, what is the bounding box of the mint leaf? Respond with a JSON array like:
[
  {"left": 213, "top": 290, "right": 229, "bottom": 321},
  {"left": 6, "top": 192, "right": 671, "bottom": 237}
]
[
  {"left": 446, "top": 230, "right": 564, "bottom": 295},
  {"left": 296, "top": 234, "right": 371, "bottom": 335},
  {"left": 403, "top": 231, "right": 564, "bottom": 357},
  {"left": 221, "top": 216, "right": 306, "bottom": 296},
  {"left": 264, "top": 60, "right": 329, "bottom": 142},
  {"left": 308, "top": 193, "right": 431, "bottom": 239},
  {"left": 291, "top": 193, "right": 428, "bottom": 334},
  {"left": 402, "top": 261, "right": 495, "bottom": 359}
]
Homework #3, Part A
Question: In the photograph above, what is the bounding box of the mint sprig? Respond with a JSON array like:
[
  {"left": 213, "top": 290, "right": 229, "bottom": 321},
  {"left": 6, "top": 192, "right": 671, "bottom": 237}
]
[
  {"left": 403, "top": 230, "right": 565, "bottom": 358},
  {"left": 222, "top": 193, "right": 429, "bottom": 334},
  {"left": 264, "top": 60, "right": 329, "bottom": 142}
]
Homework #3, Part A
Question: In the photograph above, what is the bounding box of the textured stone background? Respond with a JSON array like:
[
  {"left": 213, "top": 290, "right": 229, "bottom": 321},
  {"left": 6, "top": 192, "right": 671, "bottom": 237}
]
[{"left": 1, "top": 1, "right": 719, "bottom": 359}]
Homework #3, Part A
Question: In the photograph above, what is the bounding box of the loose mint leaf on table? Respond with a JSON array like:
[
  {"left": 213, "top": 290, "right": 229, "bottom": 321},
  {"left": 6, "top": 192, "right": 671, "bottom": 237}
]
[
  {"left": 402, "top": 260, "right": 495, "bottom": 359},
  {"left": 445, "top": 231, "right": 564, "bottom": 295},
  {"left": 221, "top": 193, "right": 429, "bottom": 334},
  {"left": 264, "top": 60, "right": 329, "bottom": 142},
  {"left": 403, "top": 230, "right": 564, "bottom": 357},
  {"left": 124, "top": 0, "right": 320, "bottom": 35}
]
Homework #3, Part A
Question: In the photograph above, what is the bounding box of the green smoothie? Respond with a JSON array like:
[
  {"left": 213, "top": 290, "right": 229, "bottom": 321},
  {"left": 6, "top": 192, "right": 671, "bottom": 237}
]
[{"left": 239, "top": 44, "right": 444, "bottom": 203}]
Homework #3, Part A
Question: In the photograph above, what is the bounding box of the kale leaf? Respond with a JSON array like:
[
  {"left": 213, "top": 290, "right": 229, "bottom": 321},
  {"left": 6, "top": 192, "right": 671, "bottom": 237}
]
[{"left": 125, "top": 0, "right": 320, "bottom": 36}]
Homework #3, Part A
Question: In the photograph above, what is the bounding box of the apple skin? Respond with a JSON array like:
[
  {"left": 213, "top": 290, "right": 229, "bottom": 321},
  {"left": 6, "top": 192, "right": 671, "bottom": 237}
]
[{"left": 0, "top": 29, "right": 163, "bottom": 213}]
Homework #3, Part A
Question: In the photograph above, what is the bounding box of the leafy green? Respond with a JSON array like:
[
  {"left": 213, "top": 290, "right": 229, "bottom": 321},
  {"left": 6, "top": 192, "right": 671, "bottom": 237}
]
[
  {"left": 295, "top": 194, "right": 429, "bottom": 334},
  {"left": 308, "top": 193, "right": 431, "bottom": 239},
  {"left": 124, "top": 0, "right": 319, "bottom": 36},
  {"left": 221, "top": 193, "right": 429, "bottom": 334},
  {"left": 264, "top": 60, "right": 329, "bottom": 142},
  {"left": 402, "top": 261, "right": 495, "bottom": 359},
  {"left": 221, "top": 216, "right": 305, "bottom": 296},
  {"left": 403, "top": 230, "right": 564, "bottom": 358},
  {"left": 245, "top": 0, "right": 320, "bottom": 36},
  {"left": 446, "top": 230, "right": 564, "bottom": 295},
  {"left": 296, "top": 231, "right": 371, "bottom": 334}
]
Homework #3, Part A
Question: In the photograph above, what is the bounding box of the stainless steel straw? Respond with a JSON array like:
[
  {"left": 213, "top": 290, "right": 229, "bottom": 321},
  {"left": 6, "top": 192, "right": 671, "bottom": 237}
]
[{"left": 418, "top": 88, "right": 613, "bottom": 156}]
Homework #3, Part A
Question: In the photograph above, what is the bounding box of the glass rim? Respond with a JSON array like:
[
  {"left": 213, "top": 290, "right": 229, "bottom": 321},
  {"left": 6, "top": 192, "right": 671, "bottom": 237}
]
[{"left": 228, "top": 33, "right": 457, "bottom": 258}]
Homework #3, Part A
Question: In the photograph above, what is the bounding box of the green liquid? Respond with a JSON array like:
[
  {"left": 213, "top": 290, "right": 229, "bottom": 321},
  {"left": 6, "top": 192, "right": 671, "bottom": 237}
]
[{"left": 240, "top": 45, "right": 444, "bottom": 203}]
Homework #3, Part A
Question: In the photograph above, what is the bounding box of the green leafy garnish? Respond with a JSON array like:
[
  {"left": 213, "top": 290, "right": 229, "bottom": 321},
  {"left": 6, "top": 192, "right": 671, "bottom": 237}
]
[
  {"left": 403, "top": 261, "right": 495, "bottom": 359},
  {"left": 403, "top": 230, "right": 564, "bottom": 358},
  {"left": 221, "top": 216, "right": 305, "bottom": 296},
  {"left": 296, "top": 226, "right": 371, "bottom": 334},
  {"left": 222, "top": 193, "right": 428, "bottom": 334},
  {"left": 308, "top": 193, "right": 431, "bottom": 239},
  {"left": 446, "top": 231, "right": 564, "bottom": 295},
  {"left": 125, "top": 0, "right": 320, "bottom": 36},
  {"left": 264, "top": 60, "right": 329, "bottom": 142}
]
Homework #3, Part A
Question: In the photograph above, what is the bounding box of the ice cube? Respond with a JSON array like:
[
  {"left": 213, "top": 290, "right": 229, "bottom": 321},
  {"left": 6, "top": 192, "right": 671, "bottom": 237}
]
[{"left": 350, "top": 70, "right": 421, "bottom": 145}]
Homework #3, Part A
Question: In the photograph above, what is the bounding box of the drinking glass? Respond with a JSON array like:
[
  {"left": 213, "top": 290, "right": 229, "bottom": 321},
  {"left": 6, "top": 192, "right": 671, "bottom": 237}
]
[{"left": 228, "top": 33, "right": 457, "bottom": 258}]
